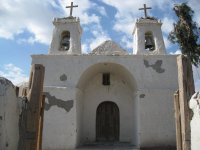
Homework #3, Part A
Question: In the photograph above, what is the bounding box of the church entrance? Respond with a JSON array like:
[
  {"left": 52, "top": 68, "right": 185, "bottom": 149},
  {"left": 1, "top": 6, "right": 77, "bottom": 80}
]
[{"left": 96, "top": 101, "right": 119, "bottom": 142}]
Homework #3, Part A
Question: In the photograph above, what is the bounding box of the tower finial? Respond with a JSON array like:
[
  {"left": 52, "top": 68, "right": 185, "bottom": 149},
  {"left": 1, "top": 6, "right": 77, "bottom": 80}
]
[
  {"left": 139, "top": 4, "right": 152, "bottom": 18},
  {"left": 66, "top": 2, "right": 78, "bottom": 17}
]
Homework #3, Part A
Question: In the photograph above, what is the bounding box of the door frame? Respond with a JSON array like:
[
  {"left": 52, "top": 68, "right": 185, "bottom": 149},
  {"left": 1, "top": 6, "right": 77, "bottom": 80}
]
[{"left": 96, "top": 101, "right": 120, "bottom": 142}]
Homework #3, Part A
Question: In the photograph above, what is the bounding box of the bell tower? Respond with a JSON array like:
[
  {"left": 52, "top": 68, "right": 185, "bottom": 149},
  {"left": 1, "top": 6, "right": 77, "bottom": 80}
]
[
  {"left": 49, "top": 2, "right": 82, "bottom": 55},
  {"left": 133, "top": 4, "right": 166, "bottom": 55}
]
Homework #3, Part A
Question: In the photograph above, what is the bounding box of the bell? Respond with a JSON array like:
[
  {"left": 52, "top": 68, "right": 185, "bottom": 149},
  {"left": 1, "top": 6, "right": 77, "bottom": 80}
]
[
  {"left": 61, "top": 37, "right": 70, "bottom": 50},
  {"left": 145, "top": 36, "right": 154, "bottom": 50}
]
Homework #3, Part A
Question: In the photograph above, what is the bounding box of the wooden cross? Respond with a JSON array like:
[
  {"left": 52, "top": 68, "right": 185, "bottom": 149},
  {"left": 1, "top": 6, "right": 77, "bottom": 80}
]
[
  {"left": 66, "top": 2, "right": 78, "bottom": 17},
  {"left": 139, "top": 4, "right": 152, "bottom": 18}
]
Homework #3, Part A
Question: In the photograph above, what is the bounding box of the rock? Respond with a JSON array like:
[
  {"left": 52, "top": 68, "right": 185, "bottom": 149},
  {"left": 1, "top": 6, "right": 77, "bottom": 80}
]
[{"left": 0, "top": 77, "right": 19, "bottom": 150}]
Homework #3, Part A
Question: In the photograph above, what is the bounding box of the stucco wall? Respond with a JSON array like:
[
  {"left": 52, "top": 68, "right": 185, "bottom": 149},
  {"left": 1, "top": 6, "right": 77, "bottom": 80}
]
[
  {"left": 138, "top": 89, "right": 176, "bottom": 147},
  {"left": 32, "top": 54, "right": 178, "bottom": 149},
  {"left": 49, "top": 18, "right": 82, "bottom": 55},
  {"left": 80, "top": 73, "right": 138, "bottom": 145},
  {"left": 42, "top": 87, "right": 77, "bottom": 150},
  {"left": 32, "top": 55, "right": 178, "bottom": 90},
  {"left": 133, "top": 20, "right": 166, "bottom": 55}
]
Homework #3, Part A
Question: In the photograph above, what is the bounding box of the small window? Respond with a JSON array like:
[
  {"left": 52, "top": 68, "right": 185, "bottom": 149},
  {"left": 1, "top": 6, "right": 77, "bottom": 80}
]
[
  {"left": 102, "top": 73, "right": 110, "bottom": 85},
  {"left": 60, "top": 31, "right": 70, "bottom": 51},
  {"left": 145, "top": 31, "right": 155, "bottom": 51}
]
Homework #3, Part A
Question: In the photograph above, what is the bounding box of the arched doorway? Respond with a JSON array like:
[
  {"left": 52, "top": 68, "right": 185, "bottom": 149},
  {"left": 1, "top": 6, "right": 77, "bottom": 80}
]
[
  {"left": 76, "top": 62, "right": 138, "bottom": 146},
  {"left": 96, "top": 101, "right": 119, "bottom": 142}
]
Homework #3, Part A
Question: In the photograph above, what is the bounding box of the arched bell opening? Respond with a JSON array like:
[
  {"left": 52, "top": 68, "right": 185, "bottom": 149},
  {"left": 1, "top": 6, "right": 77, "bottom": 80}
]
[
  {"left": 145, "top": 31, "right": 155, "bottom": 51},
  {"left": 60, "top": 31, "right": 70, "bottom": 51}
]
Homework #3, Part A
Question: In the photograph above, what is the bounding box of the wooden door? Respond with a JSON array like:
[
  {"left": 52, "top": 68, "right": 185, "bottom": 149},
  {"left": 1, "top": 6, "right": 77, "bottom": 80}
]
[{"left": 96, "top": 101, "right": 119, "bottom": 142}]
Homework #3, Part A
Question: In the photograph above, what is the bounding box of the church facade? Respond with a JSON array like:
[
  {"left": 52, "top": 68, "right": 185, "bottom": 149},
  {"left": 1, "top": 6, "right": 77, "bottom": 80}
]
[{"left": 31, "top": 8, "right": 178, "bottom": 150}]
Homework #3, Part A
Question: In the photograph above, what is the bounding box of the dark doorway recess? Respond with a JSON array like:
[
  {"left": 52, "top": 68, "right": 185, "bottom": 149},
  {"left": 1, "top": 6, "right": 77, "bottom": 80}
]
[{"left": 96, "top": 101, "right": 119, "bottom": 142}]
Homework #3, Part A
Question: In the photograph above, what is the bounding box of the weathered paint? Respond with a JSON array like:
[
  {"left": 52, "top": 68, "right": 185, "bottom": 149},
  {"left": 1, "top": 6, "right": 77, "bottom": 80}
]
[
  {"left": 41, "top": 87, "right": 77, "bottom": 150},
  {"left": 60, "top": 74, "right": 67, "bottom": 81},
  {"left": 140, "top": 94, "right": 145, "bottom": 98},
  {"left": 144, "top": 60, "right": 165, "bottom": 73},
  {"left": 44, "top": 92, "right": 73, "bottom": 112},
  {"left": 17, "top": 98, "right": 26, "bottom": 150}
]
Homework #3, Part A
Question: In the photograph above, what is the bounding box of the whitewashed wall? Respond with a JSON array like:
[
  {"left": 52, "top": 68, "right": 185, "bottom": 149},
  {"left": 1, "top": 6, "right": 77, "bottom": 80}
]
[
  {"left": 41, "top": 87, "right": 77, "bottom": 150},
  {"left": 32, "top": 54, "right": 178, "bottom": 149},
  {"left": 133, "top": 19, "right": 166, "bottom": 55},
  {"left": 79, "top": 71, "right": 138, "bottom": 145}
]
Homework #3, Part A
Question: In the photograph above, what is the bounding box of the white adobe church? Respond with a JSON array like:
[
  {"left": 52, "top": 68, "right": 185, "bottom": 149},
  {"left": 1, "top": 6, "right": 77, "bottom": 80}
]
[{"left": 31, "top": 3, "right": 178, "bottom": 150}]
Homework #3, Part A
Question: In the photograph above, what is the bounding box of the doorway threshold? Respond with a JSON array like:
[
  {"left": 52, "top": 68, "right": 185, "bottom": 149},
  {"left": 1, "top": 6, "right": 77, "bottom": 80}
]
[{"left": 76, "top": 142, "right": 139, "bottom": 150}]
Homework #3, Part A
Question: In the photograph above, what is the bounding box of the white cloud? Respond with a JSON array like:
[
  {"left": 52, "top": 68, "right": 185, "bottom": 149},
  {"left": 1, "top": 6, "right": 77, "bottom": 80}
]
[
  {"left": 90, "top": 35, "right": 111, "bottom": 50},
  {"left": 101, "top": 0, "right": 151, "bottom": 15},
  {"left": 89, "top": 26, "right": 111, "bottom": 50},
  {"left": 0, "top": 64, "right": 29, "bottom": 85},
  {"left": 0, "top": 0, "right": 101, "bottom": 45},
  {"left": 101, "top": 0, "right": 174, "bottom": 36},
  {"left": 101, "top": 0, "right": 172, "bottom": 17},
  {"left": 1, "top": 0, "right": 199, "bottom": 52},
  {"left": 121, "top": 35, "right": 133, "bottom": 50},
  {"left": 188, "top": 0, "right": 200, "bottom": 25},
  {"left": 169, "top": 49, "right": 181, "bottom": 55},
  {"left": 113, "top": 16, "right": 134, "bottom": 35},
  {"left": 97, "top": 6, "right": 107, "bottom": 17},
  {"left": 164, "top": 36, "right": 173, "bottom": 49},
  {"left": 17, "top": 37, "right": 37, "bottom": 45},
  {"left": 0, "top": 28, "right": 14, "bottom": 39},
  {"left": 0, "top": 0, "right": 56, "bottom": 44},
  {"left": 62, "top": 0, "right": 100, "bottom": 25},
  {"left": 81, "top": 22, "right": 111, "bottom": 53},
  {"left": 162, "top": 17, "right": 174, "bottom": 34},
  {"left": 82, "top": 43, "right": 89, "bottom": 54},
  {"left": 82, "top": 22, "right": 111, "bottom": 52},
  {"left": 80, "top": 13, "right": 100, "bottom": 25}
]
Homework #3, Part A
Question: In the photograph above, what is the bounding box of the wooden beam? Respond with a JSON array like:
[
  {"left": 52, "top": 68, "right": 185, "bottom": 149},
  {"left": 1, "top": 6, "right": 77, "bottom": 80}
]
[
  {"left": 17, "top": 64, "right": 46, "bottom": 150},
  {"left": 37, "top": 95, "right": 45, "bottom": 150},
  {"left": 177, "top": 55, "right": 195, "bottom": 150},
  {"left": 174, "top": 90, "right": 182, "bottom": 150}
]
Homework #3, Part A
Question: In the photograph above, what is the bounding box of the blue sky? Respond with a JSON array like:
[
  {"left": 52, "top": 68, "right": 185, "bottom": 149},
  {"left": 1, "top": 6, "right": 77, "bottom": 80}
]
[{"left": 0, "top": 0, "right": 200, "bottom": 90}]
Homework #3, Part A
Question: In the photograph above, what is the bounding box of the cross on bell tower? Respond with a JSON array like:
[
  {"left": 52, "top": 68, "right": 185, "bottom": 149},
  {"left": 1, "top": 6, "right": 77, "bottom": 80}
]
[
  {"left": 133, "top": 4, "right": 166, "bottom": 55},
  {"left": 49, "top": 2, "right": 82, "bottom": 55},
  {"left": 139, "top": 4, "right": 152, "bottom": 18},
  {"left": 66, "top": 2, "right": 78, "bottom": 17}
]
